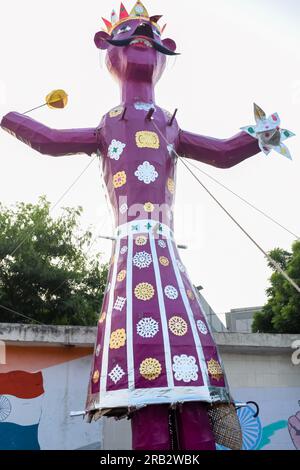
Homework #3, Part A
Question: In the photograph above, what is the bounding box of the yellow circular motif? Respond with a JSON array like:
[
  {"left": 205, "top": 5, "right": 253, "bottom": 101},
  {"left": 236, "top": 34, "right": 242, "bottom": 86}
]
[
  {"left": 109, "top": 106, "right": 123, "bottom": 118},
  {"left": 99, "top": 311, "right": 106, "bottom": 324},
  {"left": 167, "top": 178, "right": 175, "bottom": 194},
  {"left": 207, "top": 359, "right": 223, "bottom": 381},
  {"left": 187, "top": 289, "right": 195, "bottom": 300},
  {"left": 159, "top": 256, "right": 169, "bottom": 267},
  {"left": 92, "top": 370, "right": 100, "bottom": 384},
  {"left": 117, "top": 269, "right": 126, "bottom": 282},
  {"left": 144, "top": 202, "right": 154, "bottom": 213},
  {"left": 113, "top": 171, "right": 127, "bottom": 189},
  {"left": 134, "top": 282, "right": 155, "bottom": 301},
  {"left": 135, "top": 235, "right": 147, "bottom": 246},
  {"left": 140, "top": 358, "right": 162, "bottom": 381},
  {"left": 168, "top": 316, "right": 188, "bottom": 336},
  {"left": 110, "top": 328, "right": 126, "bottom": 349}
]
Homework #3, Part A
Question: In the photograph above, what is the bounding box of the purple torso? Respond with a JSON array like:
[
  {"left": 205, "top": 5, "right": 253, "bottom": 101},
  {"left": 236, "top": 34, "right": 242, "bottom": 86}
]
[{"left": 86, "top": 102, "right": 230, "bottom": 415}]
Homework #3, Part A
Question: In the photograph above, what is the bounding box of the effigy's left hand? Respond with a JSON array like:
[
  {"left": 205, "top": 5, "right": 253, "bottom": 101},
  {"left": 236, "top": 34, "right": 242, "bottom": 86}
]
[{"left": 241, "top": 103, "right": 295, "bottom": 160}]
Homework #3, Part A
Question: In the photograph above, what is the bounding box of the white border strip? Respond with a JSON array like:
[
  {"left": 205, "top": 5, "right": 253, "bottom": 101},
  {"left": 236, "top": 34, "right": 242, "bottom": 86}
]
[
  {"left": 149, "top": 232, "right": 174, "bottom": 388},
  {"left": 100, "top": 237, "right": 121, "bottom": 395},
  {"left": 167, "top": 238, "right": 210, "bottom": 389},
  {"left": 126, "top": 234, "right": 135, "bottom": 390},
  {"left": 96, "top": 385, "right": 215, "bottom": 409}
]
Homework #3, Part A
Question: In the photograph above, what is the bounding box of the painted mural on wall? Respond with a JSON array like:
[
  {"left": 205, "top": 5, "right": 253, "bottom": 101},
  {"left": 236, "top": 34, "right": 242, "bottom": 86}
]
[
  {"left": 0, "top": 352, "right": 299, "bottom": 450},
  {"left": 0, "top": 371, "right": 43, "bottom": 449},
  {"left": 222, "top": 388, "right": 300, "bottom": 451},
  {"left": 0, "top": 348, "right": 101, "bottom": 450}
]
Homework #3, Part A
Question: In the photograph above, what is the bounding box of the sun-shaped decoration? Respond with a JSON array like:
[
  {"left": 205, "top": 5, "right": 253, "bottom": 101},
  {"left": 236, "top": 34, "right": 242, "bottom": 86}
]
[
  {"left": 134, "top": 282, "right": 155, "bottom": 301},
  {"left": 135, "top": 235, "right": 148, "bottom": 246},
  {"left": 117, "top": 269, "right": 126, "bottom": 282},
  {"left": 113, "top": 170, "right": 127, "bottom": 188},
  {"left": 139, "top": 358, "right": 162, "bottom": 380},
  {"left": 187, "top": 289, "right": 195, "bottom": 300},
  {"left": 92, "top": 370, "right": 100, "bottom": 384},
  {"left": 167, "top": 177, "right": 175, "bottom": 194},
  {"left": 110, "top": 328, "right": 127, "bottom": 349},
  {"left": 168, "top": 316, "right": 188, "bottom": 336},
  {"left": 207, "top": 359, "right": 223, "bottom": 381},
  {"left": 109, "top": 106, "right": 123, "bottom": 118},
  {"left": 159, "top": 256, "right": 169, "bottom": 267},
  {"left": 144, "top": 202, "right": 154, "bottom": 213}
]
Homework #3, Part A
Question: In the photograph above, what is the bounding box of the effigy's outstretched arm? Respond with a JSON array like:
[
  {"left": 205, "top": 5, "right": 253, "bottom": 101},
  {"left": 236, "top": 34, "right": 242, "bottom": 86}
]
[
  {"left": 177, "top": 129, "right": 260, "bottom": 169},
  {"left": 1, "top": 112, "right": 98, "bottom": 157}
]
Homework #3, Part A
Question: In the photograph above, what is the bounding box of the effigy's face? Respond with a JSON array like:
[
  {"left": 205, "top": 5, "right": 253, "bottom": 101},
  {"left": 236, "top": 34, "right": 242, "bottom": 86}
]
[{"left": 94, "top": 19, "right": 177, "bottom": 84}]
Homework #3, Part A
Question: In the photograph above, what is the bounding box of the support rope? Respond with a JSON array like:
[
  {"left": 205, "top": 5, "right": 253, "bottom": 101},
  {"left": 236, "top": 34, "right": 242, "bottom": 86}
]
[{"left": 151, "top": 119, "right": 300, "bottom": 294}]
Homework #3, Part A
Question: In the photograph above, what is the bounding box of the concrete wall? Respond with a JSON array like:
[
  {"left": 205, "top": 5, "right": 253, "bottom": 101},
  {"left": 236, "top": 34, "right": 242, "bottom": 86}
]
[{"left": 0, "top": 324, "right": 299, "bottom": 450}]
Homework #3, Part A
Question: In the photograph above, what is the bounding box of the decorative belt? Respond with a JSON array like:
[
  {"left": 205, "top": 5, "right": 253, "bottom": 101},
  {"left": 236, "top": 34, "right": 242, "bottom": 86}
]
[{"left": 115, "top": 219, "right": 174, "bottom": 239}]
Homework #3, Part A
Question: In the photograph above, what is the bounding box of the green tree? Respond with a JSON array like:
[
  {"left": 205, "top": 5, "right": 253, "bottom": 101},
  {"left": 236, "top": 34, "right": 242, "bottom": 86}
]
[
  {"left": 0, "top": 197, "right": 108, "bottom": 325},
  {"left": 252, "top": 241, "right": 300, "bottom": 333}
]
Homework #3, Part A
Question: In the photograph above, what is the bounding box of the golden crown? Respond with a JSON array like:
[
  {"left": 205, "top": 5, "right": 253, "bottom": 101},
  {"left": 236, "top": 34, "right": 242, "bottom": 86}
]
[{"left": 102, "top": 1, "right": 165, "bottom": 34}]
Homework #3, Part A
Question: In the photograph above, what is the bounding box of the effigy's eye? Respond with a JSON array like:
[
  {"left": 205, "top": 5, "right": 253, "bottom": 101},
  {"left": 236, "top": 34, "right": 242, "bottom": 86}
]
[{"left": 117, "top": 25, "right": 132, "bottom": 34}]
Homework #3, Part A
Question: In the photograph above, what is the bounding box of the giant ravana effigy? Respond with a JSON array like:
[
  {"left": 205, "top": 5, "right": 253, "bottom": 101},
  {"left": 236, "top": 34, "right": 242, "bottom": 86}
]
[{"left": 1, "top": 1, "right": 294, "bottom": 451}]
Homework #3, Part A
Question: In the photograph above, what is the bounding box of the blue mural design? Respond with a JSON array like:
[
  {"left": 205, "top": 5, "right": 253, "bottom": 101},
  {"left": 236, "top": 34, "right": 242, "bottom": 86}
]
[{"left": 0, "top": 423, "right": 40, "bottom": 450}]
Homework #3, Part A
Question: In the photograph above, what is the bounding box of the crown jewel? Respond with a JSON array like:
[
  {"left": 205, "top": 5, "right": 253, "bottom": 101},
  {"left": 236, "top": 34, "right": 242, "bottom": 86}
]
[{"left": 102, "top": 1, "right": 162, "bottom": 34}]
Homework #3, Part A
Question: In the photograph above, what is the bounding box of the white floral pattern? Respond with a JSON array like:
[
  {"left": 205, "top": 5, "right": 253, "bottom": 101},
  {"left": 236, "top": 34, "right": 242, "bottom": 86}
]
[
  {"left": 133, "top": 251, "right": 152, "bottom": 269},
  {"left": 197, "top": 320, "right": 208, "bottom": 335},
  {"left": 176, "top": 259, "right": 185, "bottom": 273},
  {"left": 164, "top": 285, "right": 178, "bottom": 300},
  {"left": 137, "top": 317, "right": 159, "bottom": 338},
  {"left": 108, "top": 139, "right": 126, "bottom": 160},
  {"left": 109, "top": 364, "right": 125, "bottom": 384},
  {"left": 120, "top": 246, "right": 128, "bottom": 255},
  {"left": 114, "top": 296, "right": 126, "bottom": 311},
  {"left": 172, "top": 354, "right": 199, "bottom": 383},
  {"left": 158, "top": 240, "right": 166, "bottom": 248},
  {"left": 134, "top": 102, "right": 156, "bottom": 112},
  {"left": 119, "top": 203, "right": 128, "bottom": 214},
  {"left": 135, "top": 161, "right": 158, "bottom": 185},
  {"left": 167, "top": 144, "right": 175, "bottom": 156}
]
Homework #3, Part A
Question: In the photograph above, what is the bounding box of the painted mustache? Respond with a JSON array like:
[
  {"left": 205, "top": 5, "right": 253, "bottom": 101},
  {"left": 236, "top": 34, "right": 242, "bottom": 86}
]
[{"left": 107, "top": 36, "right": 179, "bottom": 56}]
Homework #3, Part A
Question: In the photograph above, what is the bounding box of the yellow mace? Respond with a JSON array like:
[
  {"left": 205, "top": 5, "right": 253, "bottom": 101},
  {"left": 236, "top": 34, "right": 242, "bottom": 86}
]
[{"left": 23, "top": 90, "right": 68, "bottom": 114}]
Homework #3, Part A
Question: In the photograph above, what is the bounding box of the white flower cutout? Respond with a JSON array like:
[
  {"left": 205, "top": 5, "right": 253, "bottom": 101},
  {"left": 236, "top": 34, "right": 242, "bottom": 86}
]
[
  {"left": 109, "top": 364, "right": 125, "bottom": 384},
  {"left": 176, "top": 260, "right": 185, "bottom": 273},
  {"left": 172, "top": 354, "right": 198, "bottom": 383},
  {"left": 137, "top": 317, "right": 159, "bottom": 338},
  {"left": 164, "top": 285, "right": 178, "bottom": 300},
  {"left": 197, "top": 319, "right": 208, "bottom": 335},
  {"left": 167, "top": 144, "right": 176, "bottom": 158},
  {"left": 133, "top": 251, "right": 152, "bottom": 269},
  {"left": 119, "top": 203, "right": 128, "bottom": 214},
  {"left": 135, "top": 161, "right": 158, "bottom": 185},
  {"left": 120, "top": 246, "right": 128, "bottom": 255},
  {"left": 108, "top": 139, "right": 126, "bottom": 161},
  {"left": 158, "top": 240, "right": 166, "bottom": 249}
]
